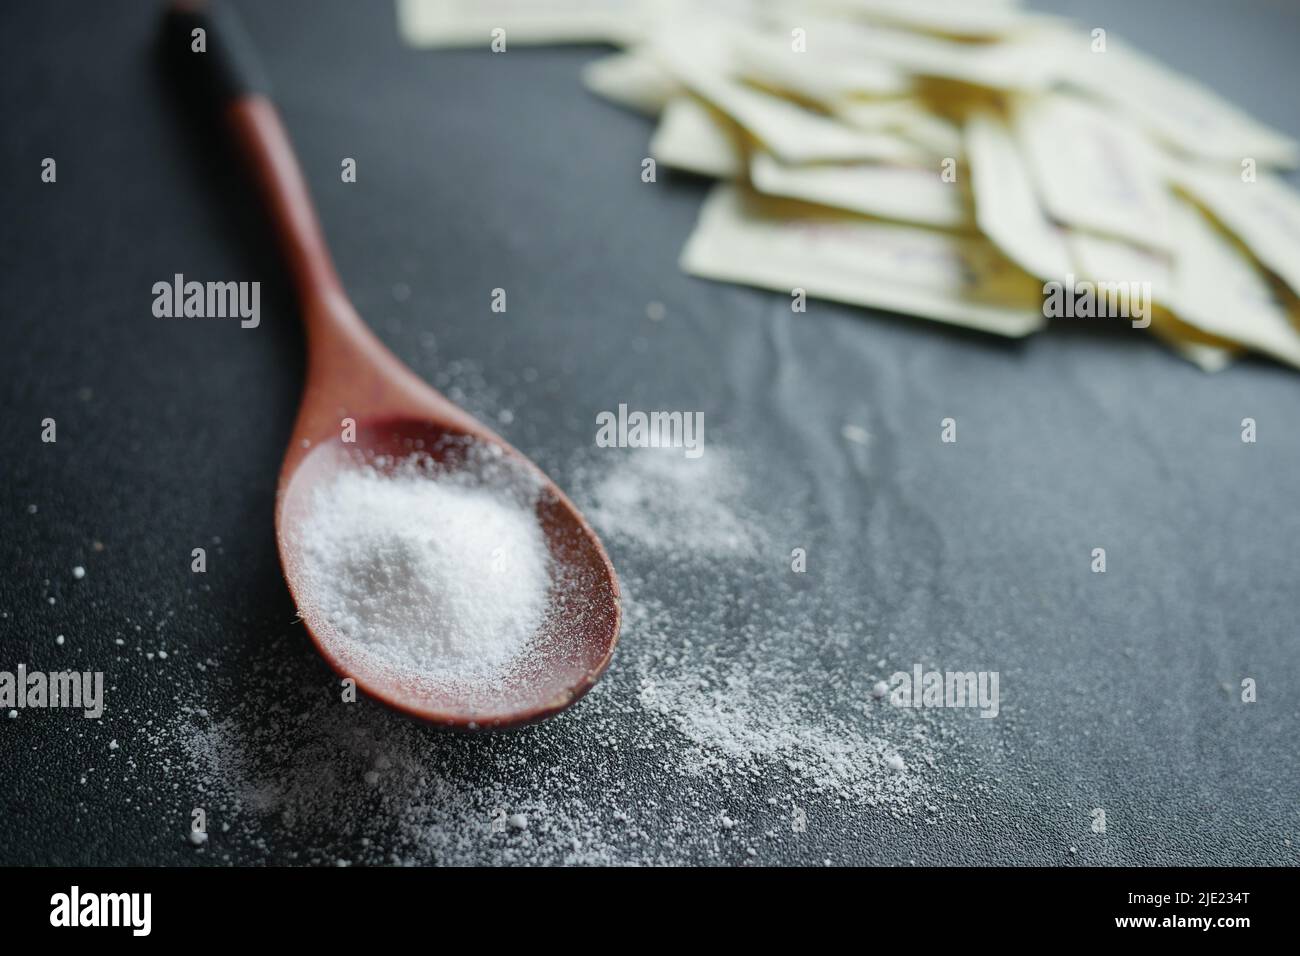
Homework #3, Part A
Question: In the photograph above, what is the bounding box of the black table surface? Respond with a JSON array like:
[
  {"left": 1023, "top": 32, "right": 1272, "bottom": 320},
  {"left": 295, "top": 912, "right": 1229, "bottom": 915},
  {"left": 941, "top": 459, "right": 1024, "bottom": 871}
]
[{"left": 2, "top": 0, "right": 1297, "bottom": 866}]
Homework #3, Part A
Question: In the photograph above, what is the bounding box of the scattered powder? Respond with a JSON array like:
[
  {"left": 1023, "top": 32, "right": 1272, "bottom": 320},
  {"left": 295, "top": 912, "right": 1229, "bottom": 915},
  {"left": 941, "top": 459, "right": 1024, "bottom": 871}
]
[
  {"left": 841, "top": 424, "right": 871, "bottom": 445},
  {"left": 69, "top": 425, "right": 996, "bottom": 865},
  {"left": 296, "top": 453, "right": 550, "bottom": 691},
  {"left": 636, "top": 659, "right": 930, "bottom": 809},
  {"left": 579, "top": 447, "right": 761, "bottom": 558},
  {"left": 85, "top": 441, "right": 966, "bottom": 865}
]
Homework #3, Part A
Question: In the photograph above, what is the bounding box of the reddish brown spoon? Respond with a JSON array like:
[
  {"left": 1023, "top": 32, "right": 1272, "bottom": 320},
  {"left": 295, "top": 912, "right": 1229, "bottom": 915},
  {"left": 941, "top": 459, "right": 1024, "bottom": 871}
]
[{"left": 166, "top": 2, "right": 620, "bottom": 728}]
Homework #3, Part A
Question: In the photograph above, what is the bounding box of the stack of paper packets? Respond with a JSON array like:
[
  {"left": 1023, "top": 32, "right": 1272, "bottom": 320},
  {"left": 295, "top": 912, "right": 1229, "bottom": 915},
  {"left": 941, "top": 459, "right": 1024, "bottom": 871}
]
[{"left": 400, "top": 0, "right": 1300, "bottom": 370}]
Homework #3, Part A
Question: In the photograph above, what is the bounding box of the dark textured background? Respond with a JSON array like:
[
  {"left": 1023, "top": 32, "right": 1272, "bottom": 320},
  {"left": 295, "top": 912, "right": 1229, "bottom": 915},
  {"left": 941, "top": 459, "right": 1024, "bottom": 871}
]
[{"left": 1, "top": 0, "right": 1297, "bottom": 866}]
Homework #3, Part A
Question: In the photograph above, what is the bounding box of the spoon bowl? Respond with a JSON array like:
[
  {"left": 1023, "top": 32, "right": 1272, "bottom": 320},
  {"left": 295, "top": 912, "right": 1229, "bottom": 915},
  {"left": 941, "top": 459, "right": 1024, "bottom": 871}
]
[{"left": 277, "top": 417, "right": 621, "bottom": 728}]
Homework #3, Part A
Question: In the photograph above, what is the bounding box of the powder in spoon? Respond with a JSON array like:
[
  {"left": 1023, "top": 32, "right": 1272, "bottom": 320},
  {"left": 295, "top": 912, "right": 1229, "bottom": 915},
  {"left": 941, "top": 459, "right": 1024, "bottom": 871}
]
[{"left": 295, "top": 453, "right": 550, "bottom": 690}]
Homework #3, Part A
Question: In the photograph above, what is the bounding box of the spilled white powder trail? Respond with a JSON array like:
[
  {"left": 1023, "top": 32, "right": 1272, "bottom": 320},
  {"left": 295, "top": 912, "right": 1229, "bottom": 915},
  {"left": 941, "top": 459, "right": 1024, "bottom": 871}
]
[
  {"left": 127, "top": 439, "right": 951, "bottom": 865},
  {"left": 582, "top": 447, "right": 761, "bottom": 557}
]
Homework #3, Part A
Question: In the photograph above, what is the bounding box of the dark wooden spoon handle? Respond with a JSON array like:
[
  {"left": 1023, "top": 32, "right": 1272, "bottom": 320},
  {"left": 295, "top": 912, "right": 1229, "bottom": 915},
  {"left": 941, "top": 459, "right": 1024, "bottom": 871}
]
[
  {"left": 163, "top": 1, "right": 348, "bottom": 318},
  {"left": 162, "top": 1, "right": 480, "bottom": 443},
  {"left": 225, "top": 97, "right": 349, "bottom": 315}
]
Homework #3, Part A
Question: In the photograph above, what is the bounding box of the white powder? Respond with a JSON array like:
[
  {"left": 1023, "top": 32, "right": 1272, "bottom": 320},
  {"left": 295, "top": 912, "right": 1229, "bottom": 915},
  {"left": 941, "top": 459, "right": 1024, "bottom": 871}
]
[
  {"left": 580, "top": 447, "right": 761, "bottom": 557},
  {"left": 120, "top": 432, "right": 955, "bottom": 866},
  {"left": 296, "top": 454, "right": 550, "bottom": 690}
]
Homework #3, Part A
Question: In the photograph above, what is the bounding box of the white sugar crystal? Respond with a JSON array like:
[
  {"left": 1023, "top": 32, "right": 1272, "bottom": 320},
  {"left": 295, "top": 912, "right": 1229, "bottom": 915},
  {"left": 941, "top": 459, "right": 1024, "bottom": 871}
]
[{"left": 297, "top": 454, "right": 550, "bottom": 691}]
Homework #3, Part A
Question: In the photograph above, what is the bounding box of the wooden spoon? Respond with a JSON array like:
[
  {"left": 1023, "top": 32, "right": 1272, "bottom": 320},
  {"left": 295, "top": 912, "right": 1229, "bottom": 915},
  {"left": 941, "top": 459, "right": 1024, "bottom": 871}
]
[{"left": 164, "top": 2, "right": 620, "bottom": 728}]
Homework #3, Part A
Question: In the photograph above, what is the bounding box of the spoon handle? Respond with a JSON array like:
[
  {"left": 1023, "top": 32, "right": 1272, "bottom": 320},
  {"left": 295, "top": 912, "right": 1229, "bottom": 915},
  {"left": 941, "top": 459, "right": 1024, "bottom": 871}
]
[
  {"left": 163, "top": 1, "right": 481, "bottom": 441},
  {"left": 163, "top": 2, "right": 350, "bottom": 319}
]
